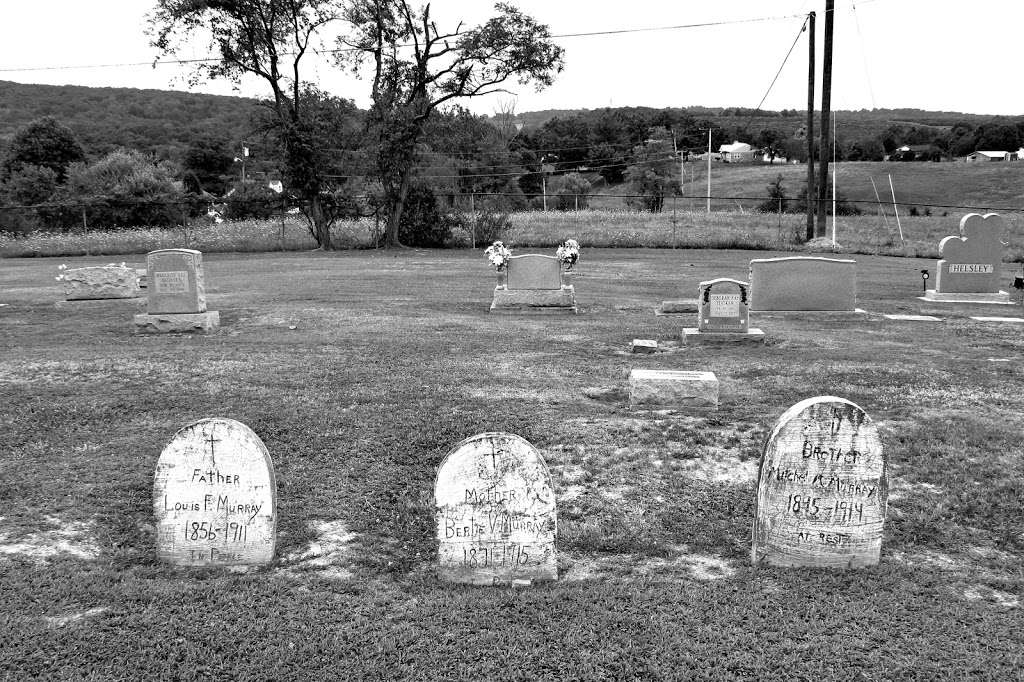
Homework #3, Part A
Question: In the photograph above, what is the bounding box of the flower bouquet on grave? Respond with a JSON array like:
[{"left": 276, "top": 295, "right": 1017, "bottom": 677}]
[
  {"left": 485, "top": 241, "right": 512, "bottom": 287},
  {"left": 556, "top": 239, "right": 580, "bottom": 270}
]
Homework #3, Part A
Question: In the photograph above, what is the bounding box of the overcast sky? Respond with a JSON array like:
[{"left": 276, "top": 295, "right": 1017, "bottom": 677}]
[{"left": 1, "top": 1, "right": 1021, "bottom": 117}]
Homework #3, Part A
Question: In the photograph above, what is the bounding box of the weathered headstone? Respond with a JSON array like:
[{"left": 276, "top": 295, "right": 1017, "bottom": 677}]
[
  {"left": 629, "top": 369, "right": 719, "bottom": 409},
  {"left": 146, "top": 248, "right": 206, "bottom": 314},
  {"left": 752, "top": 397, "right": 887, "bottom": 568},
  {"left": 683, "top": 278, "right": 766, "bottom": 344},
  {"left": 749, "top": 256, "right": 857, "bottom": 311},
  {"left": 490, "top": 254, "right": 576, "bottom": 314},
  {"left": 435, "top": 432, "right": 557, "bottom": 585},
  {"left": 631, "top": 339, "right": 658, "bottom": 354},
  {"left": 923, "top": 213, "right": 1009, "bottom": 302},
  {"left": 135, "top": 248, "right": 220, "bottom": 332},
  {"left": 154, "top": 418, "right": 276, "bottom": 566},
  {"left": 59, "top": 264, "right": 140, "bottom": 300}
]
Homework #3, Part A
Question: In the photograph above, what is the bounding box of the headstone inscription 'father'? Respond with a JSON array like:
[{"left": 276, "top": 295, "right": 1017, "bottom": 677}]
[
  {"left": 435, "top": 432, "right": 557, "bottom": 585},
  {"left": 752, "top": 397, "right": 887, "bottom": 568},
  {"left": 147, "top": 248, "right": 206, "bottom": 314},
  {"left": 154, "top": 418, "right": 276, "bottom": 566}
]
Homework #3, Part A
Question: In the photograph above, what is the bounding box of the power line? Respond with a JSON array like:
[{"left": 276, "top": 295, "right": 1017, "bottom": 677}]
[
  {"left": 0, "top": 12, "right": 809, "bottom": 73},
  {"left": 752, "top": 16, "right": 810, "bottom": 114}
]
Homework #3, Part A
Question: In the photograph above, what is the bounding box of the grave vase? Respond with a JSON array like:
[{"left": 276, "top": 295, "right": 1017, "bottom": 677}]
[
  {"left": 496, "top": 268, "right": 508, "bottom": 289},
  {"left": 561, "top": 267, "right": 574, "bottom": 287}
]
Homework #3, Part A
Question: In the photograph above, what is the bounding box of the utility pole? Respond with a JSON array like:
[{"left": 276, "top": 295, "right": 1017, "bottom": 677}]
[
  {"left": 816, "top": 0, "right": 835, "bottom": 238},
  {"left": 700, "top": 128, "right": 714, "bottom": 213},
  {"left": 805, "top": 11, "right": 816, "bottom": 242}
]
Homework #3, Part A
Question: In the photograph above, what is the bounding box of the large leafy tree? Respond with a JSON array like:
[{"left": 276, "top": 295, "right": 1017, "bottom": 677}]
[
  {"left": 340, "top": 1, "right": 563, "bottom": 247},
  {"left": 1, "top": 116, "right": 85, "bottom": 183},
  {"left": 148, "top": 0, "right": 358, "bottom": 249}
]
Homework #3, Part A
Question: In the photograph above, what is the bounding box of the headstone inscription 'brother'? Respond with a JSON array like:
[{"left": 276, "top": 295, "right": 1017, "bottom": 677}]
[
  {"left": 752, "top": 397, "right": 887, "bottom": 568},
  {"left": 933, "top": 213, "right": 1006, "bottom": 295},
  {"left": 154, "top": 418, "right": 276, "bottom": 566},
  {"left": 435, "top": 432, "right": 557, "bottom": 585},
  {"left": 146, "top": 248, "right": 206, "bottom": 314}
]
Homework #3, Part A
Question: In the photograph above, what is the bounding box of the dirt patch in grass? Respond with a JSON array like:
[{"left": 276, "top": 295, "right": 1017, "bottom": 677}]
[
  {"left": 562, "top": 545, "right": 737, "bottom": 582},
  {"left": 42, "top": 607, "right": 109, "bottom": 628},
  {"left": 280, "top": 520, "right": 357, "bottom": 581},
  {"left": 0, "top": 515, "right": 100, "bottom": 562}
]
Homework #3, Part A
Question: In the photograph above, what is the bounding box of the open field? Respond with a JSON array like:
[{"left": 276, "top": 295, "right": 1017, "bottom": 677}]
[{"left": 1, "top": 249, "right": 1022, "bottom": 679}]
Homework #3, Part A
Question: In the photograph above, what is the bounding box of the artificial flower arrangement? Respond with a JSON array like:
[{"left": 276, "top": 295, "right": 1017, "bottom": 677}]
[
  {"left": 556, "top": 239, "right": 580, "bottom": 270},
  {"left": 484, "top": 241, "right": 512, "bottom": 271}
]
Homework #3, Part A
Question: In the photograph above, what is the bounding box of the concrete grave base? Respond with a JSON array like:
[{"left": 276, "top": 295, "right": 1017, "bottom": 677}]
[
  {"left": 655, "top": 299, "right": 699, "bottom": 315},
  {"left": 882, "top": 314, "right": 942, "bottom": 321},
  {"left": 920, "top": 289, "right": 1012, "bottom": 304},
  {"left": 490, "top": 286, "right": 577, "bottom": 314},
  {"left": 682, "top": 327, "right": 766, "bottom": 345},
  {"left": 56, "top": 298, "right": 146, "bottom": 311},
  {"left": 629, "top": 369, "right": 718, "bottom": 409},
  {"left": 134, "top": 311, "right": 220, "bottom": 333}
]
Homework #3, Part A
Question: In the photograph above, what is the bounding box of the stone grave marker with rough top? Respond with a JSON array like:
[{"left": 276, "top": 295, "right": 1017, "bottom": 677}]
[
  {"left": 59, "top": 264, "right": 140, "bottom": 301},
  {"left": 435, "top": 432, "right": 557, "bottom": 585},
  {"left": 752, "top": 396, "right": 887, "bottom": 568},
  {"left": 154, "top": 418, "right": 276, "bottom": 566}
]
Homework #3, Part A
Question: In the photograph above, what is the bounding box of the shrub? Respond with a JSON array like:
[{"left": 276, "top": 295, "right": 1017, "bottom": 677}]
[
  {"left": 398, "top": 184, "right": 455, "bottom": 248},
  {"left": 223, "top": 183, "right": 283, "bottom": 220}
]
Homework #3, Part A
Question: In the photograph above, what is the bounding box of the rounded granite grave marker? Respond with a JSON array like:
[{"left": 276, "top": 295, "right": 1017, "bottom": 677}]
[
  {"left": 435, "top": 432, "right": 556, "bottom": 585},
  {"left": 752, "top": 397, "right": 887, "bottom": 569},
  {"left": 154, "top": 418, "right": 276, "bottom": 567}
]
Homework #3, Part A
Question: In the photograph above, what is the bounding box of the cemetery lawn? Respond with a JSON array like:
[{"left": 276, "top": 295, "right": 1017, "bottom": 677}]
[{"left": 2, "top": 248, "right": 1022, "bottom": 680}]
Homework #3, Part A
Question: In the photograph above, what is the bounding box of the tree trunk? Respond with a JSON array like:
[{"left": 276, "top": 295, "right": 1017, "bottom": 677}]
[
  {"left": 383, "top": 171, "right": 413, "bottom": 248},
  {"left": 310, "top": 195, "right": 333, "bottom": 251}
]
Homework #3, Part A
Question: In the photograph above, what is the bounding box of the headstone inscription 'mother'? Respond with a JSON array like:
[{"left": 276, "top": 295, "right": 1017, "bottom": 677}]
[
  {"left": 154, "top": 418, "right": 276, "bottom": 566},
  {"left": 435, "top": 432, "right": 556, "bottom": 585},
  {"left": 752, "top": 397, "right": 887, "bottom": 568},
  {"left": 146, "top": 248, "right": 206, "bottom": 313}
]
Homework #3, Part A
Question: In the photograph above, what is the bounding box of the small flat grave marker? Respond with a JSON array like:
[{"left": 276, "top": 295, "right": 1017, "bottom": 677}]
[
  {"left": 970, "top": 316, "right": 1024, "bottom": 323},
  {"left": 154, "top": 418, "right": 276, "bottom": 566},
  {"left": 883, "top": 314, "right": 942, "bottom": 321},
  {"left": 435, "top": 432, "right": 556, "bottom": 585},
  {"left": 631, "top": 339, "right": 658, "bottom": 354},
  {"left": 752, "top": 397, "right": 887, "bottom": 568}
]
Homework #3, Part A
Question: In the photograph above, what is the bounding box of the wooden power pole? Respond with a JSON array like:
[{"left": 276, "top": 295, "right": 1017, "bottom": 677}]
[
  {"left": 805, "top": 11, "right": 816, "bottom": 242},
  {"left": 815, "top": 0, "right": 835, "bottom": 238}
]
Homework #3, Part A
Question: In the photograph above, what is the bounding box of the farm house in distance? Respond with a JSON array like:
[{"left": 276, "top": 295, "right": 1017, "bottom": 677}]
[
  {"left": 719, "top": 141, "right": 756, "bottom": 163},
  {"left": 965, "top": 150, "right": 1011, "bottom": 162}
]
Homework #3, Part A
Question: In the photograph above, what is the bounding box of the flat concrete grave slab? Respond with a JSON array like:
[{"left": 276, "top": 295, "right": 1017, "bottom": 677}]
[
  {"left": 435, "top": 432, "right": 556, "bottom": 586},
  {"left": 59, "top": 264, "right": 141, "bottom": 301},
  {"left": 682, "top": 327, "right": 765, "bottom": 345},
  {"left": 154, "top": 418, "right": 277, "bottom": 567},
  {"left": 883, "top": 314, "right": 942, "bottom": 321},
  {"left": 628, "top": 369, "right": 718, "bottom": 409},
  {"left": 934, "top": 213, "right": 1006, "bottom": 294},
  {"left": 631, "top": 339, "right": 658, "bottom": 354},
  {"left": 491, "top": 254, "right": 576, "bottom": 314},
  {"left": 970, "top": 316, "right": 1024, "bottom": 323},
  {"left": 920, "top": 291, "right": 1012, "bottom": 304},
  {"left": 749, "top": 256, "right": 856, "bottom": 311},
  {"left": 752, "top": 396, "right": 887, "bottom": 569},
  {"left": 655, "top": 298, "right": 699, "bottom": 315}
]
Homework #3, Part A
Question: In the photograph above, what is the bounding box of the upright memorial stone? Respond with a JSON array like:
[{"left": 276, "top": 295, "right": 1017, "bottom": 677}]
[
  {"left": 752, "top": 397, "right": 887, "bottom": 568},
  {"left": 682, "top": 278, "right": 765, "bottom": 344},
  {"left": 134, "top": 248, "right": 220, "bottom": 332},
  {"left": 749, "top": 256, "right": 857, "bottom": 312},
  {"left": 154, "top": 418, "right": 276, "bottom": 566},
  {"left": 490, "top": 254, "right": 577, "bottom": 314},
  {"left": 924, "top": 213, "right": 1010, "bottom": 303},
  {"left": 435, "top": 432, "right": 557, "bottom": 585},
  {"left": 58, "top": 263, "right": 141, "bottom": 301}
]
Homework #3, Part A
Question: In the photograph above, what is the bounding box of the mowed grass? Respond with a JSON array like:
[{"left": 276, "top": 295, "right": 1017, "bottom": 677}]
[{"left": 1, "top": 249, "right": 1022, "bottom": 679}]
